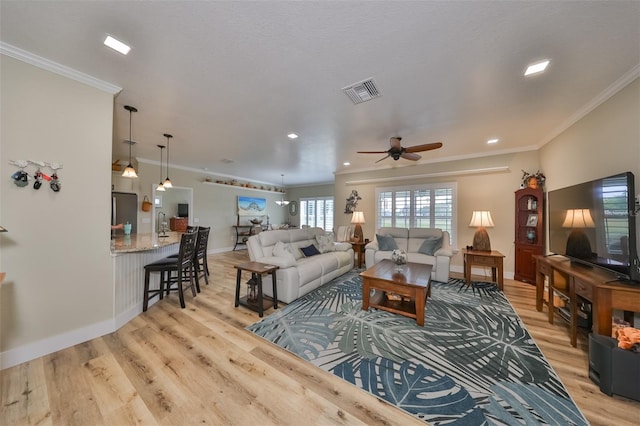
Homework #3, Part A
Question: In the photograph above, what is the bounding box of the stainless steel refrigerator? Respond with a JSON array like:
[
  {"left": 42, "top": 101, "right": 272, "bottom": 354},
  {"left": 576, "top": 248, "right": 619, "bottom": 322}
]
[{"left": 112, "top": 192, "right": 138, "bottom": 234}]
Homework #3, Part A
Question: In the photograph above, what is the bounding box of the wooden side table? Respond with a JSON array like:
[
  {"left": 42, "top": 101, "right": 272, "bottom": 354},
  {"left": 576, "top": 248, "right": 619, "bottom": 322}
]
[
  {"left": 351, "top": 241, "right": 366, "bottom": 268},
  {"left": 234, "top": 261, "right": 279, "bottom": 317},
  {"left": 461, "top": 248, "right": 505, "bottom": 291}
]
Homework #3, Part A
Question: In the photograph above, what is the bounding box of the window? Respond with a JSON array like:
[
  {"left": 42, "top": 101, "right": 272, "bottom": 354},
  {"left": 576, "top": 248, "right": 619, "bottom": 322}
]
[
  {"left": 300, "top": 197, "right": 334, "bottom": 231},
  {"left": 376, "top": 183, "right": 456, "bottom": 243},
  {"left": 600, "top": 175, "right": 629, "bottom": 257}
]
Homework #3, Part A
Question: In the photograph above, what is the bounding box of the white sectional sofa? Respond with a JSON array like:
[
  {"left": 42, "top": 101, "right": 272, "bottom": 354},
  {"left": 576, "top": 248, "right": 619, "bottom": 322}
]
[
  {"left": 247, "top": 227, "right": 354, "bottom": 303},
  {"left": 365, "top": 227, "right": 453, "bottom": 282}
]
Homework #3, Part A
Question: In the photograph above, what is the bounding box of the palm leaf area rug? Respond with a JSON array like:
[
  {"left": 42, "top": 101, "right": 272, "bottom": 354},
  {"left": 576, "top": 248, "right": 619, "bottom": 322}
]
[{"left": 246, "top": 270, "right": 588, "bottom": 426}]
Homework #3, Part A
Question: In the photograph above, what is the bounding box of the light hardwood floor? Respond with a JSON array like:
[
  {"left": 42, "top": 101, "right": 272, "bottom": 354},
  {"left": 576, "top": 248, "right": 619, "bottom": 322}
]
[{"left": 2, "top": 250, "right": 639, "bottom": 425}]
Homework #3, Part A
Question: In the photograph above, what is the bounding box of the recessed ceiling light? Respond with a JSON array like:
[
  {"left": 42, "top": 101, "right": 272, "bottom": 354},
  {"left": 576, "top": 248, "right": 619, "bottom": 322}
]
[
  {"left": 487, "top": 138, "right": 499, "bottom": 144},
  {"left": 104, "top": 35, "right": 131, "bottom": 55},
  {"left": 343, "top": 162, "right": 351, "bottom": 166},
  {"left": 287, "top": 133, "right": 298, "bottom": 139},
  {"left": 524, "top": 60, "right": 550, "bottom": 76}
]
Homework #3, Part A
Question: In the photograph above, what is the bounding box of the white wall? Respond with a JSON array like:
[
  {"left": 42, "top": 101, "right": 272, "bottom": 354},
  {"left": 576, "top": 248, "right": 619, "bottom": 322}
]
[
  {"left": 0, "top": 56, "right": 114, "bottom": 368},
  {"left": 540, "top": 78, "right": 639, "bottom": 192}
]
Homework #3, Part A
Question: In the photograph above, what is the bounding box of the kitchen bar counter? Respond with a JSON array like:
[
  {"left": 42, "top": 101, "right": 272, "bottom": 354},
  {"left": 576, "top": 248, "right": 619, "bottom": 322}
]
[
  {"left": 111, "top": 231, "right": 182, "bottom": 328},
  {"left": 111, "top": 231, "right": 181, "bottom": 254}
]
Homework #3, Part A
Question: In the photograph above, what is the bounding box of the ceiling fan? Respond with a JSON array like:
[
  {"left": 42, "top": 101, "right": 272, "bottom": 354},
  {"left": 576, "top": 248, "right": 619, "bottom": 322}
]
[{"left": 358, "top": 137, "right": 443, "bottom": 163}]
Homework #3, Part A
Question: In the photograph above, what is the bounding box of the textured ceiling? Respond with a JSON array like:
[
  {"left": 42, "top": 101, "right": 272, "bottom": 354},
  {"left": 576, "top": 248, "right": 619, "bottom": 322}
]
[{"left": 1, "top": 1, "right": 639, "bottom": 186}]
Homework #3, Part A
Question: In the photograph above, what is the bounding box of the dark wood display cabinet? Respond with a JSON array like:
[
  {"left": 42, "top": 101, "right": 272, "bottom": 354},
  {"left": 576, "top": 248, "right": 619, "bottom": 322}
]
[{"left": 514, "top": 187, "right": 544, "bottom": 283}]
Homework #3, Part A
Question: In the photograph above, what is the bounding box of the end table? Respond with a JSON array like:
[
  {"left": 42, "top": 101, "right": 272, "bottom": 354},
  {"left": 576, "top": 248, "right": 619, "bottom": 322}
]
[
  {"left": 351, "top": 241, "right": 366, "bottom": 269},
  {"left": 461, "top": 248, "right": 505, "bottom": 291},
  {"left": 234, "top": 261, "right": 279, "bottom": 317}
]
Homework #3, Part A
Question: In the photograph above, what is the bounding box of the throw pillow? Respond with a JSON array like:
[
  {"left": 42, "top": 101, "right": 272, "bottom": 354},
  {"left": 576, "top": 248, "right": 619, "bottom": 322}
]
[
  {"left": 291, "top": 245, "right": 305, "bottom": 260},
  {"left": 300, "top": 244, "right": 321, "bottom": 257},
  {"left": 376, "top": 234, "right": 398, "bottom": 251},
  {"left": 315, "top": 234, "right": 336, "bottom": 253},
  {"left": 418, "top": 236, "right": 443, "bottom": 256},
  {"left": 273, "top": 241, "right": 297, "bottom": 263}
]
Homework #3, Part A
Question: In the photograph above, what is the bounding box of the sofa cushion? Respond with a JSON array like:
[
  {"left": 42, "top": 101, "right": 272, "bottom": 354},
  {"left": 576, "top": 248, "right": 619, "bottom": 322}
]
[
  {"left": 316, "top": 234, "right": 336, "bottom": 253},
  {"left": 376, "top": 234, "right": 398, "bottom": 251},
  {"left": 260, "top": 255, "right": 297, "bottom": 269},
  {"left": 273, "top": 241, "right": 297, "bottom": 263},
  {"left": 417, "top": 236, "right": 443, "bottom": 256},
  {"left": 259, "top": 230, "right": 291, "bottom": 247},
  {"left": 301, "top": 244, "right": 321, "bottom": 257}
]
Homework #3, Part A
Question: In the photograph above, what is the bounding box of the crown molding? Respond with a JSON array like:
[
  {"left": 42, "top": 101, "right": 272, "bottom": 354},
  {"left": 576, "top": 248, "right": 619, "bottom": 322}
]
[
  {"left": 0, "top": 42, "right": 122, "bottom": 95},
  {"left": 538, "top": 62, "right": 640, "bottom": 147},
  {"left": 344, "top": 166, "right": 510, "bottom": 185},
  {"left": 136, "top": 157, "right": 282, "bottom": 188}
]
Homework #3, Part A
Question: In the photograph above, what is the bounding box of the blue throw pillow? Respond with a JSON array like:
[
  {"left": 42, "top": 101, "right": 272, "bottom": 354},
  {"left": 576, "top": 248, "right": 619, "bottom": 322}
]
[
  {"left": 418, "top": 236, "right": 442, "bottom": 256},
  {"left": 301, "top": 244, "right": 321, "bottom": 257},
  {"left": 376, "top": 234, "right": 398, "bottom": 251}
]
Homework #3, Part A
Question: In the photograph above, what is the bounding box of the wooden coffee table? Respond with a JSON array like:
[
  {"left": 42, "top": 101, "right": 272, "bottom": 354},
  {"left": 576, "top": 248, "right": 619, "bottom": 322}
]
[{"left": 360, "top": 259, "right": 433, "bottom": 326}]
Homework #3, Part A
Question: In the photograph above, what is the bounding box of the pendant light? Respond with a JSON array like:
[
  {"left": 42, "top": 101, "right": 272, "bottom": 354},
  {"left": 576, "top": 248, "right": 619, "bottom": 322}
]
[
  {"left": 274, "top": 174, "right": 290, "bottom": 206},
  {"left": 163, "top": 133, "right": 173, "bottom": 188},
  {"left": 122, "top": 105, "right": 138, "bottom": 178},
  {"left": 156, "top": 145, "right": 165, "bottom": 192}
]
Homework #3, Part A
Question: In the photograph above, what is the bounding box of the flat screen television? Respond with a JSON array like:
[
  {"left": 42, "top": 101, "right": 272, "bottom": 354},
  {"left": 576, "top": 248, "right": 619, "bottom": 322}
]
[
  {"left": 178, "top": 203, "right": 188, "bottom": 218},
  {"left": 548, "top": 171, "right": 639, "bottom": 283}
]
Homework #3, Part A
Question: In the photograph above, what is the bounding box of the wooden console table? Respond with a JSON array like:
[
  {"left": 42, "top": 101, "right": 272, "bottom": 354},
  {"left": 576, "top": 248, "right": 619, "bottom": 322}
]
[
  {"left": 535, "top": 255, "right": 640, "bottom": 346},
  {"left": 232, "top": 225, "right": 253, "bottom": 251}
]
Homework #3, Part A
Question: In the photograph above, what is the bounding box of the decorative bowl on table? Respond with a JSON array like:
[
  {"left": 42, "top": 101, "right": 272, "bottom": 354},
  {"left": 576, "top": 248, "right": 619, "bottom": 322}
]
[{"left": 250, "top": 219, "right": 263, "bottom": 225}]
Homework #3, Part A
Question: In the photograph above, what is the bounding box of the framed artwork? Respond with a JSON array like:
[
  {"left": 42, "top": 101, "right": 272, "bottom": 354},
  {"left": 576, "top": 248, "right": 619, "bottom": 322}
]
[
  {"left": 238, "top": 196, "right": 266, "bottom": 216},
  {"left": 526, "top": 214, "right": 538, "bottom": 227}
]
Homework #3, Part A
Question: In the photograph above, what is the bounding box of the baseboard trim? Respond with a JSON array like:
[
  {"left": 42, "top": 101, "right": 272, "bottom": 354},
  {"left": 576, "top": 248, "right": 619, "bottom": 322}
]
[
  {"left": 450, "top": 264, "right": 515, "bottom": 280},
  {"left": 0, "top": 318, "right": 116, "bottom": 370}
]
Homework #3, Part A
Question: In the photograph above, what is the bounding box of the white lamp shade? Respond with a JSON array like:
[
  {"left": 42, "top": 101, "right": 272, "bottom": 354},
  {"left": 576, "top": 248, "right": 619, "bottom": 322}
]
[
  {"left": 469, "top": 211, "right": 494, "bottom": 228},
  {"left": 351, "top": 211, "right": 365, "bottom": 224},
  {"left": 122, "top": 165, "right": 138, "bottom": 178},
  {"left": 562, "top": 209, "right": 595, "bottom": 228}
]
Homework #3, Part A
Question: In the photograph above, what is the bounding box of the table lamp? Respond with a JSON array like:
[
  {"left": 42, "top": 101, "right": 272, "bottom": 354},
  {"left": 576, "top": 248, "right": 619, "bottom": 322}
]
[
  {"left": 351, "top": 211, "right": 365, "bottom": 242},
  {"left": 563, "top": 209, "right": 595, "bottom": 258},
  {"left": 469, "top": 211, "right": 494, "bottom": 251}
]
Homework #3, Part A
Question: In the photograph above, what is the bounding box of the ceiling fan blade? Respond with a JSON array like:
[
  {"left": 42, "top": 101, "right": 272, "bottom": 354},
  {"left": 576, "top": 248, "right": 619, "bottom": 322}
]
[
  {"left": 404, "top": 142, "right": 443, "bottom": 153},
  {"left": 401, "top": 152, "right": 421, "bottom": 161},
  {"left": 375, "top": 154, "right": 391, "bottom": 163},
  {"left": 357, "top": 150, "right": 389, "bottom": 154}
]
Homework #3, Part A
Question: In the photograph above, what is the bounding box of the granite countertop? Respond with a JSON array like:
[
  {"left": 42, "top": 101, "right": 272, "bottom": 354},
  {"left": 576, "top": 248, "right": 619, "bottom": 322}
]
[{"left": 111, "top": 232, "right": 181, "bottom": 254}]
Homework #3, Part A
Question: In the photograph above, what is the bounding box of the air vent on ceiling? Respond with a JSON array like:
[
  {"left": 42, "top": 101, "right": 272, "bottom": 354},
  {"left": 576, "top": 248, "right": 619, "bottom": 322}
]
[{"left": 342, "top": 78, "right": 381, "bottom": 104}]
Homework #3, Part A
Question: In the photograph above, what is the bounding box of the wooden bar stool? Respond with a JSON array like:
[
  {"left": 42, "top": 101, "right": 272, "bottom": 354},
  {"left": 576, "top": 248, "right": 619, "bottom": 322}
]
[
  {"left": 194, "top": 226, "right": 210, "bottom": 287},
  {"left": 143, "top": 229, "right": 198, "bottom": 311}
]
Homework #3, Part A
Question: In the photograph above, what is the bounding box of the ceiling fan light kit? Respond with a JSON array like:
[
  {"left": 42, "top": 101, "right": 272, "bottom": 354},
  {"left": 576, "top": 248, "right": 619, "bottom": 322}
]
[{"left": 358, "top": 137, "right": 443, "bottom": 163}]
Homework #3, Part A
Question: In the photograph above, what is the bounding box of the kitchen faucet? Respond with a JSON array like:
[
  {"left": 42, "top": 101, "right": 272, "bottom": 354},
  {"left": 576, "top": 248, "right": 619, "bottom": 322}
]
[{"left": 157, "top": 211, "right": 168, "bottom": 237}]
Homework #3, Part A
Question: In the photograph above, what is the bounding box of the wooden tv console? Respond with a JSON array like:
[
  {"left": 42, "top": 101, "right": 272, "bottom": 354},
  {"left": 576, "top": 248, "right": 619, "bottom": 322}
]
[{"left": 535, "top": 255, "right": 640, "bottom": 347}]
